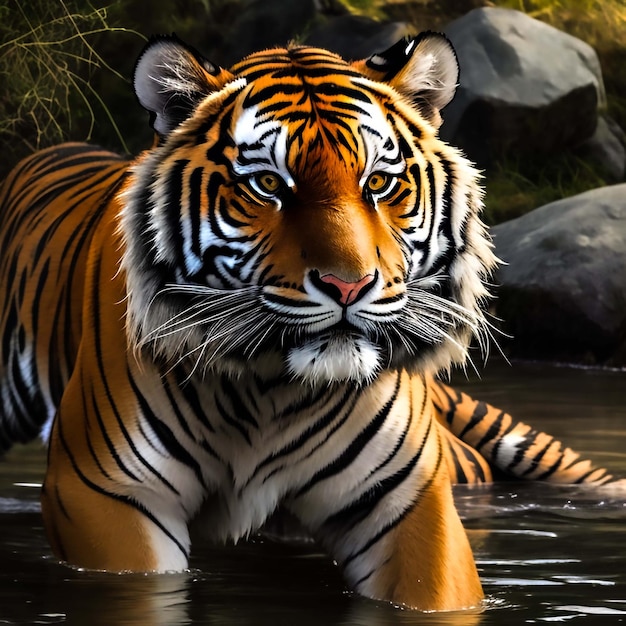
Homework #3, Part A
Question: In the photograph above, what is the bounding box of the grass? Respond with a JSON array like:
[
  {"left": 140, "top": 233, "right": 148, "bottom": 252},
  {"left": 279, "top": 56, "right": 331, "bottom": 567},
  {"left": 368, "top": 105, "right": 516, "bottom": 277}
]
[
  {"left": 0, "top": 0, "right": 144, "bottom": 177},
  {"left": 482, "top": 153, "right": 611, "bottom": 224}
]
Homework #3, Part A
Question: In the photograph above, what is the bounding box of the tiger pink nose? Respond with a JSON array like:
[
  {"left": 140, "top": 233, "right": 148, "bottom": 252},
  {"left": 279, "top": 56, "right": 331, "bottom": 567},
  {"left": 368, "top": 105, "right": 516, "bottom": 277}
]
[{"left": 317, "top": 272, "right": 376, "bottom": 306}]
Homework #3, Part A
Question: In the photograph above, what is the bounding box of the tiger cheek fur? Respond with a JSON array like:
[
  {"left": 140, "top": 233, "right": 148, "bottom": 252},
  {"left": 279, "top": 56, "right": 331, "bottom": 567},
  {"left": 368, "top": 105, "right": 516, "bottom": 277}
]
[{"left": 0, "top": 32, "right": 507, "bottom": 611}]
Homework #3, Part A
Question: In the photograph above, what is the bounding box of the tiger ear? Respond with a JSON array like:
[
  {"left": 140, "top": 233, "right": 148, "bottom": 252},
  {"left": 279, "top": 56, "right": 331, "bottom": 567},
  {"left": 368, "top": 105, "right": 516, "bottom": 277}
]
[
  {"left": 133, "top": 35, "right": 233, "bottom": 137},
  {"left": 354, "top": 32, "right": 459, "bottom": 127}
]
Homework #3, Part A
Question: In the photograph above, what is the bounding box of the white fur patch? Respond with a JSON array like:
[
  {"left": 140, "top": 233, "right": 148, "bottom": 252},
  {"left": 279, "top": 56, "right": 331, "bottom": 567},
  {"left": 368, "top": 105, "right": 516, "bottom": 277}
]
[
  {"left": 495, "top": 433, "right": 527, "bottom": 467},
  {"left": 286, "top": 335, "right": 381, "bottom": 384}
]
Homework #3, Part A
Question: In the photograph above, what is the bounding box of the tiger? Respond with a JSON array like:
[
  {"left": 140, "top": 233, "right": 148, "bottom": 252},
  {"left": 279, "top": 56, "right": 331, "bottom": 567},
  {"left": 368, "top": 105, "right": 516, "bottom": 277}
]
[{"left": 0, "top": 32, "right": 622, "bottom": 612}]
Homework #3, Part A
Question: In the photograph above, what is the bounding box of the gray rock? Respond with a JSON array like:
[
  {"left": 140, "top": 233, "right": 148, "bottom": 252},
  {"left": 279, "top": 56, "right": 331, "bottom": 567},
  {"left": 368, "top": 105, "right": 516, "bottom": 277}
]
[
  {"left": 305, "top": 15, "right": 411, "bottom": 60},
  {"left": 216, "top": 1, "right": 410, "bottom": 67},
  {"left": 218, "top": 0, "right": 318, "bottom": 65},
  {"left": 442, "top": 7, "right": 606, "bottom": 166},
  {"left": 491, "top": 184, "right": 626, "bottom": 366},
  {"left": 576, "top": 115, "right": 626, "bottom": 182}
]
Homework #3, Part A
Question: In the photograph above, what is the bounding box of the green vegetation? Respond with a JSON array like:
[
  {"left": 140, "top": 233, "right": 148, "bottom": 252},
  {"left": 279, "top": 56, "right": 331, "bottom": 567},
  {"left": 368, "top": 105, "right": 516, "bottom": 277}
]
[
  {"left": 481, "top": 153, "right": 611, "bottom": 225},
  {"left": 483, "top": 0, "right": 626, "bottom": 223},
  {"left": 0, "top": 0, "right": 240, "bottom": 178},
  {"left": 0, "top": 1, "right": 144, "bottom": 173}
]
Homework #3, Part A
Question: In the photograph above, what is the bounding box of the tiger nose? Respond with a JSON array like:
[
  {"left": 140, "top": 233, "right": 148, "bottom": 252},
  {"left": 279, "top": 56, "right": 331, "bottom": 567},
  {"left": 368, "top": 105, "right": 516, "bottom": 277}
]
[{"left": 310, "top": 270, "right": 377, "bottom": 306}]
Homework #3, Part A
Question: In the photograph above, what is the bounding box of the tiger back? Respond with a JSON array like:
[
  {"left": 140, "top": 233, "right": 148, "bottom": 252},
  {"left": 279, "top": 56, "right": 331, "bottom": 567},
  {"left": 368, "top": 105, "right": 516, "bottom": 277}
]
[
  {"left": 0, "top": 33, "right": 623, "bottom": 612},
  {"left": 0, "top": 145, "right": 128, "bottom": 448}
]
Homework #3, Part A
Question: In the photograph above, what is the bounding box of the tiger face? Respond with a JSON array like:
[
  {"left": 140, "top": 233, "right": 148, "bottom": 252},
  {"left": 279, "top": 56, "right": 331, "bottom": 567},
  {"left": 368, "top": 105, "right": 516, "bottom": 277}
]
[{"left": 122, "top": 34, "right": 496, "bottom": 384}]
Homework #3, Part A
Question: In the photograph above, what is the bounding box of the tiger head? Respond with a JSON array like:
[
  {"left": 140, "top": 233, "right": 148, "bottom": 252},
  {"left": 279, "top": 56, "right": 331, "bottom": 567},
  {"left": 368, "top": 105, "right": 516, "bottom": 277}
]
[{"left": 121, "top": 33, "right": 496, "bottom": 384}]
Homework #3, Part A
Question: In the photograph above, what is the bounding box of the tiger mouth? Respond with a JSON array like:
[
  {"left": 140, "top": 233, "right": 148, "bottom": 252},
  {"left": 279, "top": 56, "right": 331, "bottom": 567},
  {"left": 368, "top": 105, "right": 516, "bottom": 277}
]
[
  {"left": 286, "top": 319, "right": 371, "bottom": 346},
  {"left": 313, "top": 319, "right": 362, "bottom": 335}
]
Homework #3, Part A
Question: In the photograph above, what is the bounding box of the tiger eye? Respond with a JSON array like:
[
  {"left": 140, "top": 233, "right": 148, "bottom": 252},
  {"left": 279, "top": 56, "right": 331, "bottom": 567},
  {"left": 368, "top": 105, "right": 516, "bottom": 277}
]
[
  {"left": 366, "top": 172, "right": 390, "bottom": 193},
  {"left": 256, "top": 173, "right": 281, "bottom": 194}
]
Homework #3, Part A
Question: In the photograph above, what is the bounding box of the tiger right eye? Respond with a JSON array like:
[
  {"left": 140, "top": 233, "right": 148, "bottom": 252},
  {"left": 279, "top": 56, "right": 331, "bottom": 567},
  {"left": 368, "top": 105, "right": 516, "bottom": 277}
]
[
  {"left": 251, "top": 172, "right": 281, "bottom": 197},
  {"left": 367, "top": 173, "right": 389, "bottom": 193}
]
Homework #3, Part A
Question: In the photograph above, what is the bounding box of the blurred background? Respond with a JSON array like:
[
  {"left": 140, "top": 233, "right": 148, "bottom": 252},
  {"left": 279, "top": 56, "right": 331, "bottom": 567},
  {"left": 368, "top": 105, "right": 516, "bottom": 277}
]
[{"left": 0, "top": 0, "right": 623, "bottom": 223}]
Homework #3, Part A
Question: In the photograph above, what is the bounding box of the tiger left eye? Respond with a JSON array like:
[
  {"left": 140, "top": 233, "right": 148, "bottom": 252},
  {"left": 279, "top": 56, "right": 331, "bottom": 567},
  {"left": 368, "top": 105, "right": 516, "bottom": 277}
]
[
  {"left": 366, "top": 172, "right": 391, "bottom": 194},
  {"left": 254, "top": 173, "right": 281, "bottom": 195}
]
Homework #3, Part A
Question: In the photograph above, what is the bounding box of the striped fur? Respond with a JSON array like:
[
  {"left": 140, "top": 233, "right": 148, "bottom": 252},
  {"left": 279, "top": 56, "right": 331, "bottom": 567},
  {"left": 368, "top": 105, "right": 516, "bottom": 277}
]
[
  {"left": 432, "top": 378, "right": 624, "bottom": 486},
  {"left": 0, "top": 34, "right": 622, "bottom": 611}
]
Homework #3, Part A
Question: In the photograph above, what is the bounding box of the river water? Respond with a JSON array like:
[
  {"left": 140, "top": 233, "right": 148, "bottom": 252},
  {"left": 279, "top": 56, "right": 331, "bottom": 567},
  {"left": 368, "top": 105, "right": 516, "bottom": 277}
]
[{"left": 1, "top": 360, "right": 625, "bottom": 625}]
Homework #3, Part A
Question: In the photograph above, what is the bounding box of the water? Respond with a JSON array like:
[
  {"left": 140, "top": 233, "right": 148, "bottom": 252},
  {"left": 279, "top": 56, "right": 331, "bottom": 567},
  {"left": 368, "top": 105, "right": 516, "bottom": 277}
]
[{"left": 1, "top": 361, "right": 625, "bottom": 625}]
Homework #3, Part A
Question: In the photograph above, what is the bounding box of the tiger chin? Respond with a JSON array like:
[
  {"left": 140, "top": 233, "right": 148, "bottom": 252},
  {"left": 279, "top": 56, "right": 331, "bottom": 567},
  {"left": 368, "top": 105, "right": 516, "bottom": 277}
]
[{"left": 1, "top": 32, "right": 623, "bottom": 613}]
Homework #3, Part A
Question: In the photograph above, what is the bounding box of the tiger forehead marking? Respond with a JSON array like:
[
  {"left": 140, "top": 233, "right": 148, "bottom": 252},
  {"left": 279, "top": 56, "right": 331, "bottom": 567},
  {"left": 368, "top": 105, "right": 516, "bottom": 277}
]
[
  {"left": 123, "top": 35, "right": 496, "bottom": 384},
  {"left": 230, "top": 47, "right": 404, "bottom": 184}
]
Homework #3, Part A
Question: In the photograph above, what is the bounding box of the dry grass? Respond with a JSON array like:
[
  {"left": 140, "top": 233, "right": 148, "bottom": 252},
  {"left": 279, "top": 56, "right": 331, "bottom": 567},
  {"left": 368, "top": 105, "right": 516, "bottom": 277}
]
[{"left": 0, "top": 0, "right": 144, "bottom": 174}]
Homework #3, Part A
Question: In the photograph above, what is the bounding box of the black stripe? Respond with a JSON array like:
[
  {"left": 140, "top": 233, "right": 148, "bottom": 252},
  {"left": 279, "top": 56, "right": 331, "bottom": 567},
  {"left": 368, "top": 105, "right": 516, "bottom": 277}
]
[
  {"left": 90, "top": 255, "right": 183, "bottom": 491},
  {"left": 331, "top": 99, "right": 370, "bottom": 115},
  {"left": 534, "top": 452, "right": 566, "bottom": 481},
  {"left": 448, "top": 443, "right": 468, "bottom": 484},
  {"left": 165, "top": 159, "right": 188, "bottom": 266},
  {"left": 313, "top": 83, "right": 373, "bottom": 104},
  {"left": 387, "top": 185, "right": 412, "bottom": 208},
  {"left": 321, "top": 433, "right": 428, "bottom": 532},
  {"left": 398, "top": 164, "right": 422, "bottom": 219},
  {"left": 458, "top": 441, "right": 488, "bottom": 483},
  {"left": 81, "top": 377, "right": 114, "bottom": 482},
  {"left": 352, "top": 559, "right": 388, "bottom": 588},
  {"left": 243, "top": 83, "right": 304, "bottom": 108},
  {"left": 206, "top": 173, "right": 230, "bottom": 240},
  {"left": 342, "top": 445, "right": 444, "bottom": 568},
  {"left": 490, "top": 419, "right": 516, "bottom": 462},
  {"left": 188, "top": 166, "right": 203, "bottom": 258},
  {"left": 475, "top": 409, "right": 506, "bottom": 450},
  {"left": 219, "top": 200, "right": 249, "bottom": 229},
  {"left": 432, "top": 383, "right": 459, "bottom": 427},
  {"left": 424, "top": 162, "right": 437, "bottom": 234},
  {"left": 294, "top": 373, "right": 402, "bottom": 498},
  {"left": 172, "top": 368, "right": 216, "bottom": 433},
  {"left": 55, "top": 405, "right": 190, "bottom": 561},
  {"left": 128, "top": 369, "right": 207, "bottom": 490},
  {"left": 31, "top": 257, "right": 50, "bottom": 337},
  {"left": 459, "top": 401, "right": 489, "bottom": 439},
  {"left": 321, "top": 395, "right": 431, "bottom": 533},
  {"left": 520, "top": 436, "right": 555, "bottom": 477},
  {"left": 220, "top": 377, "right": 259, "bottom": 429},
  {"left": 262, "top": 292, "right": 321, "bottom": 308},
  {"left": 250, "top": 386, "right": 354, "bottom": 481},
  {"left": 88, "top": 380, "right": 141, "bottom": 483},
  {"left": 215, "top": 394, "right": 252, "bottom": 445}
]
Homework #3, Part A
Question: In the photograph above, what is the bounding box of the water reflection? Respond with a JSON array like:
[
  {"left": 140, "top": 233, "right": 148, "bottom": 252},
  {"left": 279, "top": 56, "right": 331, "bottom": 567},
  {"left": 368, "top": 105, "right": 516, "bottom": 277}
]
[
  {"left": 37, "top": 571, "right": 191, "bottom": 626},
  {"left": 1, "top": 361, "right": 625, "bottom": 625}
]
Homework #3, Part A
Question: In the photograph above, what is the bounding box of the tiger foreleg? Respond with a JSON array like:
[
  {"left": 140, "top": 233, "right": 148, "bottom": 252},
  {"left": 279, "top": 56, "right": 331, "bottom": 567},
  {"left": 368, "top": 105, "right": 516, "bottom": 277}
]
[
  {"left": 310, "top": 473, "right": 483, "bottom": 611},
  {"left": 285, "top": 373, "right": 484, "bottom": 611},
  {"left": 41, "top": 397, "right": 192, "bottom": 572}
]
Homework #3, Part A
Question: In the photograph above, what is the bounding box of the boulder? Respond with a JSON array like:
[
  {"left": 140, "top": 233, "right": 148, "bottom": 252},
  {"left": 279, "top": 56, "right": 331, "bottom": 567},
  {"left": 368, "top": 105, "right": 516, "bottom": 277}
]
[
  {"left": 491, "top": 184, "right": 626, "bottom": 367},
  {"left": 217, "top": 0, "right": 318, "bottom": 65},
  {"left": 305, "top": 15, "right": 411, "bottom": 60},
  {"left": 442, "top": 7, "right": 606, "bottom": 166},
  {"left": 215, "top": 1, "right": 411, "bottom": 67},
  {"left": 576, "top": 115, "right": 626, "bottom": 182}
]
